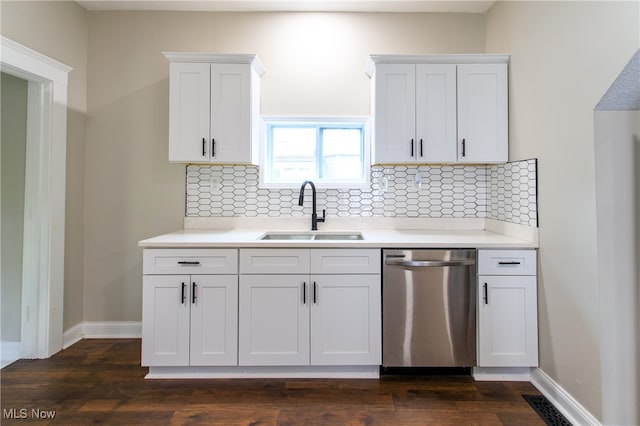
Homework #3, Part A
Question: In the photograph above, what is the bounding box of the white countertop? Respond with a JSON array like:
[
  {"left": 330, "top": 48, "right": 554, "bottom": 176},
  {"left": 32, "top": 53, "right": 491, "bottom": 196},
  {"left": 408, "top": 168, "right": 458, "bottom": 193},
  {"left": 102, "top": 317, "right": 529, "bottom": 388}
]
[{"left": 138, "top": 228, "right": 537, "bottom": 249}]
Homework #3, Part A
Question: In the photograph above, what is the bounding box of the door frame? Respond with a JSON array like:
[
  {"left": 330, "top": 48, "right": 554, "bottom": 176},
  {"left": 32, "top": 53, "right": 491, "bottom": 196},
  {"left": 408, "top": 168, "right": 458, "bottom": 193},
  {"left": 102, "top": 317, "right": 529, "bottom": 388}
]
[{"left": 0, "top": 36, "right": 71, "bottom": 359}]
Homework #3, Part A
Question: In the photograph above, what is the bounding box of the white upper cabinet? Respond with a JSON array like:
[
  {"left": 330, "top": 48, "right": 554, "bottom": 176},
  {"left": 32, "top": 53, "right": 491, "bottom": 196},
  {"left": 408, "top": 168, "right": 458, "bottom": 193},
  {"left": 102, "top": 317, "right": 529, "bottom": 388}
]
[
  {"left": 416, "top": 64, "right": 458, "bottom": 163},
  {"left": 367, "top": 55, "right": 509, "bottom": 165},
  {"left": 371, "top": 64, "right": 417, "bottom": 163},
  {"left": 164, "top": 53, "right": 264, "bottom": 164},
  {"left": 457, "top": 64, "right": 508, "bottom": 163}
]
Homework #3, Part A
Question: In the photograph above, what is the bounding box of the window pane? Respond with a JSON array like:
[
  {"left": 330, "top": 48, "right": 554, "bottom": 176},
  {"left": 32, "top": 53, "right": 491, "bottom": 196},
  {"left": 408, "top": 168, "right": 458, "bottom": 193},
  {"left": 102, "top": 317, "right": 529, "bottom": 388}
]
[
  {"left": 321, "top": 128, "right": 363, "bottom": 180},
  {"left": 264, "top": 120, "right": 368, "bottom": 187},
  {"left": 270, "top": 127, "right": 317, "bottom": 181}
]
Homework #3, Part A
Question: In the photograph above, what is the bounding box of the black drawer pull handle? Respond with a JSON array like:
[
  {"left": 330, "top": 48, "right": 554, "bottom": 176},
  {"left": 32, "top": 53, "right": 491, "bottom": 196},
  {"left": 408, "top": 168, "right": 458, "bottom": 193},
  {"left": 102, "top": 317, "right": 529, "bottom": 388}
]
[
  {"left": 462, "top": 138, "right": 466, "bottom": 157},
  {"left": 498, "top": 261, "right": 521, "bottom": 265},
  {"left": 212, "top": 139, "right": 216, "bottom": 157},
  {"left": 192, "top": 282, "right": 197, "bottom": 304},
  {"left": 313, "top": 282, "right": 317, "bottom": 304},
  {"left": 410, "top": 139, "right": 414, "bottom": 157},
  {"left": 178, "top": 261, "right": 200, "bottom": 265},
  {"left": 202, "top": 138, "right": 206, "bottom": 157},
  {"left": 181, "top": 282, "right": 186, "bottom": 304},
  {"left": 483, "top": 283, "right": 488, "bottom": 304},
  {"left": 303, "top": 282, "right": 307, "bottom": 304},
  {"left": 419, "top": 139, "right": 423, "bottom": 157}
]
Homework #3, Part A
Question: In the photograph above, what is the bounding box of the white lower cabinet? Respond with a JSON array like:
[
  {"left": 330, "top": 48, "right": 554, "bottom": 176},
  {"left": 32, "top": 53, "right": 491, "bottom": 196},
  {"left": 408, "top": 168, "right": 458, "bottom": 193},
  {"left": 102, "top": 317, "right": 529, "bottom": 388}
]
[
  {"left": 310, "top": 274, "right": 381, "bottom": 365},
  {"left": 238, "top": 274, "right": 310, "bottom": 365},
  {"left": 477, "top": 249, "right": 538, "bottom": 368},
  {"left": 142, "top": 274, "right": 238, "bottom": 367},
  {"left": 142, "top": 249, "right": 239, "bottom": 367},
  {"left": 239, "top": 249, "right": 381, "bottom": 367}
]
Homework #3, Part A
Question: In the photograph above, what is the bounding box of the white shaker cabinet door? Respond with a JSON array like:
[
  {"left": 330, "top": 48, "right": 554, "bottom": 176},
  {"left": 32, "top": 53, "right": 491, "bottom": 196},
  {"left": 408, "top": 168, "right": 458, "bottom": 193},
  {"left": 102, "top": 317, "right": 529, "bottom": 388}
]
[
  {"left": 457, "top": 63, "right": 508, "bottom": 163},
  {"left": 142, "top": 275, "right": 190, "bottom": 366},
  {"left": 190, "top": 275, "right": 239, "bottom": 366},
  {"left": 477, "top": 275, "right": 538, "bottom": 367},
  {"left": 238, "top": 275, "right": 310, "bottom": 366},
  {"left": 168, "top": 62, "right": 211, "bottom": 162},
  {"left": 372, "top": 64, "right": 417, "bottom": 163},
  {"left": 210, "top": 63, "right": 253, "bottom": 163},
  {"left": 415, "top": 64, "right": 457, "bottom": 163},
  {"left": 310, "top": 275, "right": 381, "bottom": 366}
]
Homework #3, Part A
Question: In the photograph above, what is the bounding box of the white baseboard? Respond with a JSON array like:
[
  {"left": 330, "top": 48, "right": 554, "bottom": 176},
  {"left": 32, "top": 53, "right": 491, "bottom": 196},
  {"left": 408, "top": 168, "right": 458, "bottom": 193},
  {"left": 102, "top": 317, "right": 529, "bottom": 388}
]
[
  {"left": 530, "top": 368, "right": 601, "bottom": 426},
  {"left": 62, "top": 323, "right": 84, "bottom": 349},
  {"left": 63, "top": 321, "right": 142, "bottom": 348},
  {"left": 1, "top": 341, "right": 22, "bottom": 369}
]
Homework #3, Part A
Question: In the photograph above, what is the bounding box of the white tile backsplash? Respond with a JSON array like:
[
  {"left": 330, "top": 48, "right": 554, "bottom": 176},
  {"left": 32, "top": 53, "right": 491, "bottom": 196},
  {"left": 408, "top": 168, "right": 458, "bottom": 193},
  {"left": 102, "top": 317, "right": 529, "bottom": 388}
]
[{"left": 186, "top": 159, "right": 537, "bottom": 227}]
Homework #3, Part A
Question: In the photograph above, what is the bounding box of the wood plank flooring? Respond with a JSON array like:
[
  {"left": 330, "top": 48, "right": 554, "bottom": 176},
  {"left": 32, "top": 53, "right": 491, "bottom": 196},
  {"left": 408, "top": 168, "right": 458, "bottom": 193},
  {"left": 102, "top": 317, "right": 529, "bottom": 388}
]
[{"left": 1, "top": 339, "right": 545, "bottom": 425}]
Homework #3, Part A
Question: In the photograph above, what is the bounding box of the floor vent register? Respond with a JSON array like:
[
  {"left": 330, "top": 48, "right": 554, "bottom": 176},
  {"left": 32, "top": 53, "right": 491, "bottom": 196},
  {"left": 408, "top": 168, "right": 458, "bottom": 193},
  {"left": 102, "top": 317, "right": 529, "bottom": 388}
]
[{"left": 522, "top": 394, "right": 572, "bottom": 426}]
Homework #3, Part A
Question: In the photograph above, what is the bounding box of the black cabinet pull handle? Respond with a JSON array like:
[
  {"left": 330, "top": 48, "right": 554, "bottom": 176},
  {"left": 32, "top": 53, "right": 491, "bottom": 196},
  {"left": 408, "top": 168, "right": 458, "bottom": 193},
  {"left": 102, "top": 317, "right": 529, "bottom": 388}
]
[
  {"left": 202, "top": 137, "right": 206, "bottom": 157},
  {"left": 410, "top": 139, "right": 414, "bottom": 157},
  {"left": 181, "top": 282, "right": 186, "bottom": 304},
  {"left": 178, "top": 261, "right": 200, "bottom": 265},
  {"left": 313, "top": 282, "right": 317, "bottom": 304},
  {"left": 462, "top": 138, "right": 466, "bottom": 157},
  {"left": 498, "top": 261, "right": 521, "bottom": 265},
  {"left": 420, "top": 139, "right": 423, "bottom": 157},
  {"left": 212, "top": 139, "right": 216, "bottom": 157},
  {"left": 483, "top": 283, "right": 488, "bottom": 305},
  {"left": 192, "top": 282, "right": 197, "bottom": 304},
  {"left": 303, "top": 282, "right": 307, "bottom": 304}
]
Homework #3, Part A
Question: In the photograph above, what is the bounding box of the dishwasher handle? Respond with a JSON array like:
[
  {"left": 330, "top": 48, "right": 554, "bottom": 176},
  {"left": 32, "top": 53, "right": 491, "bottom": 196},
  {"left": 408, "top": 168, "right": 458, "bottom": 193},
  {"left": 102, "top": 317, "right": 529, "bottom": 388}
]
[{"left": 385, "top": 258, "right": 476, "bottom": 267}]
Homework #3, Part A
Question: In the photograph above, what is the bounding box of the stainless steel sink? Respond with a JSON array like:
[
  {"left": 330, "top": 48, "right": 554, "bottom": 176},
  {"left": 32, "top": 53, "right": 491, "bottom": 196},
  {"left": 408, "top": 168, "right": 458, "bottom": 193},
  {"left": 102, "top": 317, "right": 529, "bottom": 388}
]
[
  {"left": 259, "top": 232, "right": 363, "bottom": 241},
  {"left": 313, "top": 233, "right": 363, "bottom": 240},
  {"left": 259, "top": 233, "right": 314, "bottom": 240}
]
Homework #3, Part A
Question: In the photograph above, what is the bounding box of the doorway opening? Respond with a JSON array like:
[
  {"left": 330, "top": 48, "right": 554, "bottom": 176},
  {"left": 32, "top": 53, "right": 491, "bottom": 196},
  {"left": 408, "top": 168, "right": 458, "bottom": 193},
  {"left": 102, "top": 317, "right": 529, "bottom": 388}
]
[
  {"left": 0, "top": 36, "right": 71, "bottom": 364},
  {"left": 1, "top": 72, "right": 28, "bottom": 367}
]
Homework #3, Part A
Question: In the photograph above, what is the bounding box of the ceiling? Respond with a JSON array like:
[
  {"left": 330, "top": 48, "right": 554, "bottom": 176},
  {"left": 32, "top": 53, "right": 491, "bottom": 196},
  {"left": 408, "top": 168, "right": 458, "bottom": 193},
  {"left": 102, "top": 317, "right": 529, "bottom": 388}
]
[{"left": 76, "top": 0, "right": 496, "bottom": 13}]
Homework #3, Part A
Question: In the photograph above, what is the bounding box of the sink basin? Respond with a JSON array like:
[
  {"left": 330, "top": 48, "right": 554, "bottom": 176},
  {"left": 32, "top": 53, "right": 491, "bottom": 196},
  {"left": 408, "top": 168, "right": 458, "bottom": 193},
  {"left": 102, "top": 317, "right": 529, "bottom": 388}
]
[
  {"left": 313, "top": 233, "right": 363, "bottom": 240},
  {"left": 259, "top": 232, "right": 364, "bottom": 241},
  {"left": 259, "top": 233, "right": 314, "bottom": 240}
]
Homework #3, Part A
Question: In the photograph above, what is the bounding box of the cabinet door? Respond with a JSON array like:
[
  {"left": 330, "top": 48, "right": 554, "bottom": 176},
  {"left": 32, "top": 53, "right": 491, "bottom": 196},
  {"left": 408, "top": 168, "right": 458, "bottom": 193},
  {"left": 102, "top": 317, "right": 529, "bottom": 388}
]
[
  {"left": 210, "top": 64, "right": 252, "bottom": 163},
  {"left": 310, "top": 275, "right": 381, "bottom": 365},
  {"left": 238, "top": 275, "right": 310, "bottom": 366},
  {"left": 477, "top": 275, "right": 538, "bottom": 367},
  {"left": 142, "top": 275, "right": 190, "bottom": 366},
  {"left": 415, "top": 64, "right": 457, "bottom": 163},
  {"left": 190, "top": 275, "right": 238, "bottom": 366},
  {"left": 168, "top": 62, "right": 211, "bottom": 162},
  {"left": 372, "top": 64, "right": 416, "bottom": 163},
  {"left": 457, "top": 64, "right": 508, "bottom": 163}
]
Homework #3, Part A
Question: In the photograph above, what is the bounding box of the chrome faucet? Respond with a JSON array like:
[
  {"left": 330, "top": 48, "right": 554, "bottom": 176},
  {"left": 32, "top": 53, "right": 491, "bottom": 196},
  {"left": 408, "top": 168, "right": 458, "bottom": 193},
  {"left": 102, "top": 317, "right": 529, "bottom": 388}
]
[{"left": 298, "top": 180, "right": 325, "bottom": 231}]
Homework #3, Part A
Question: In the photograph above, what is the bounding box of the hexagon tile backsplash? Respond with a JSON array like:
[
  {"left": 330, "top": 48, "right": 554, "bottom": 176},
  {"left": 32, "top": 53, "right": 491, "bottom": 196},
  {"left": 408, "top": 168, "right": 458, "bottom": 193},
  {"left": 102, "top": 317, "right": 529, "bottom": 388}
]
[{"left": 186, "top": 159, "right": 538, "bottom": 227}]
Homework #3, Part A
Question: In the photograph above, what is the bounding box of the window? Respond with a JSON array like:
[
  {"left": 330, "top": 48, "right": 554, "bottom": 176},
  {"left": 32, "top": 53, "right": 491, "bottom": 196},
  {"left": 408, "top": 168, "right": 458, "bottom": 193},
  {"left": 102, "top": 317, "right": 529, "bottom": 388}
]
[{"left": 261, "top": 118, "right": 369, "bottom": 188}]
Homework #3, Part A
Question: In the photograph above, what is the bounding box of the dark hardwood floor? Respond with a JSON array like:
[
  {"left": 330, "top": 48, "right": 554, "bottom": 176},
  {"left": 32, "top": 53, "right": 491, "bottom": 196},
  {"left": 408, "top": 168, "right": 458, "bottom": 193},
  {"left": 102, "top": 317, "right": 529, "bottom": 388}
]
[{"left": 1, "top": 339, "right": 544, "bottom": 425}]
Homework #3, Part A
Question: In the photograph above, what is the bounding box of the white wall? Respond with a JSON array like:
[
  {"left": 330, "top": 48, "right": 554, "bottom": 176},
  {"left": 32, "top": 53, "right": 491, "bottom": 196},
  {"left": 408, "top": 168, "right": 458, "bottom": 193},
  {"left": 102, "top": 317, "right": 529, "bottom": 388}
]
[
  {"left": 82, "top": 11, "right": 486, "bottom": 322},
  {"left": 486, "top": 1, "right": 640, "bottom": 422},
  {"left": 594, "top": 110, "right": 640, "bottom": 425},
  {"left": 0, "top": 0, "right": 89, "bottom": 331}
]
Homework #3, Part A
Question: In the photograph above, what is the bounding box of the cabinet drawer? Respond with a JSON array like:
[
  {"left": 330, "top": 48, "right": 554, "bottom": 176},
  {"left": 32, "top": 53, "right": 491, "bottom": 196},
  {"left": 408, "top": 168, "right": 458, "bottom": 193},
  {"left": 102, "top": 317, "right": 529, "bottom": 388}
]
[
  {"left": 143, "top": 249, "right": 238, "bottom": 275},
  {"left": 478, "top": 249, "right": 536, "bottom": 276},
  {"left": 240, "top": 249, "right": 310, "bottom": 274},
  {"left": 311, "top": 249, "right": 381, "bottom": 274}
]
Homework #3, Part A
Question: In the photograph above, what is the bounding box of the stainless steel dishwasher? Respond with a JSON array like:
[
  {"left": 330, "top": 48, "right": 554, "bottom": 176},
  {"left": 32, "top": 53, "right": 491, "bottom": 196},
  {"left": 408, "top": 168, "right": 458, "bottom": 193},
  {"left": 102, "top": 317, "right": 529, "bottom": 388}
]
[{"left": 382, "top": 249, "right": 477, "bottom": 367}]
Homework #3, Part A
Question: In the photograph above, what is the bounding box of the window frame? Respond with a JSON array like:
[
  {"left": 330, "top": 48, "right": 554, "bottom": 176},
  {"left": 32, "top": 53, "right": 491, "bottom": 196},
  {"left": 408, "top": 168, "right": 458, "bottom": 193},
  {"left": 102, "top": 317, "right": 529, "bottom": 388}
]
[{"left": 260, "top": 116, "right": 371, "bottom": 189}]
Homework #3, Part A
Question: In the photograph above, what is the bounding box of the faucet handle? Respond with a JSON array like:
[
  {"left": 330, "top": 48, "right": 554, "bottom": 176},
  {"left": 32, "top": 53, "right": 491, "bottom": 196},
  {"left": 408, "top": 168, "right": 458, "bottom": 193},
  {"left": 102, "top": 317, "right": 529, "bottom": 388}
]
[{"left": 318, "top": 209, "right": 326, "bottom": 223}]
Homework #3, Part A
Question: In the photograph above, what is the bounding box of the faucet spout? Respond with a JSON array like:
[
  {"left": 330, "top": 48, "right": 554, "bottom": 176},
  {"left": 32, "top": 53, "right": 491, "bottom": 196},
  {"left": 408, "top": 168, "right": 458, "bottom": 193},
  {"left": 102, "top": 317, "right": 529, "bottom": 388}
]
[{"left": 298, "top": 180, "right": 325, "bottom": 231}]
